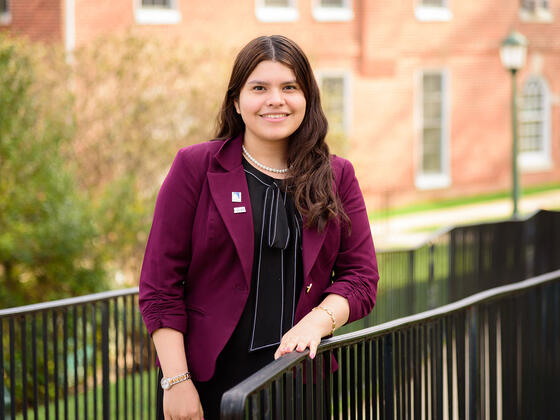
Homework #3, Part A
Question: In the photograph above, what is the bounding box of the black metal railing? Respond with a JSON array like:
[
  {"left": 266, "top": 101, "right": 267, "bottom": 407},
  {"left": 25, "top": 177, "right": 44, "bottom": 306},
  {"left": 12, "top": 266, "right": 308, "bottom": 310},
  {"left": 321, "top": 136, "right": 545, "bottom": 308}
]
[
  {"left": 0, "top": 290, "right": 157, "bottom": 420},
  {"left": 343, "top": 209, "right": 560, "bottom": 333},
  {"left": 1, "top": 210, "right": 559, "bottom": 418},
  {"left": 220, "top": 269, "right": 560, "bottom": 419}
]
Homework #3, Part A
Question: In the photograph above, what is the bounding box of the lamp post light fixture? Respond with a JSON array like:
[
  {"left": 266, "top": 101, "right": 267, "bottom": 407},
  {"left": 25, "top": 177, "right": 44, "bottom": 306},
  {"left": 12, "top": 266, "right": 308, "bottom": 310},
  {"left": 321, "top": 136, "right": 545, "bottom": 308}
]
[{"left": 500, "top": 30, "right": 528, "bottom": 219}]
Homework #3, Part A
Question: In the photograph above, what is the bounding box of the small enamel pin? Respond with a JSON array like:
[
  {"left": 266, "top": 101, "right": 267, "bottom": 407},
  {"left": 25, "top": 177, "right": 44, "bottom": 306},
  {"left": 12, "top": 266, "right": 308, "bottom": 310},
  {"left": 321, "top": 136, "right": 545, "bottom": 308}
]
[
  {"left": 232, "top": 192, "right": 242, "bottom": 203},
  {"left": 234, "top": 206, "right": 246, "bottom": 214},
  {"left": 306, "top": 283, "right": 313, "bottom": 293}
]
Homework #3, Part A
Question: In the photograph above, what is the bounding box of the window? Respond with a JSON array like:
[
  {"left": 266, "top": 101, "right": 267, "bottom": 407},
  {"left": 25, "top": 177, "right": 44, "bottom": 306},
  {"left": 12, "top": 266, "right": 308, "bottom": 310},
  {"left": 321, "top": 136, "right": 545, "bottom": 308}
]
[
  {"left": 415, "top": 0, "right": 452, "bottom": 22},
  {"left": 134, "top": 0, "right": 181, "bottom": 25},
  {"left": 519, "top": 77, "right": 551, "bottom": 171},
  {"left": 520, "top": 0, "right": 552, "bottom": 21},
  {"left": 317, "top": 71, "right": 351, "bottom": 135},
  {"left": 521, "top": 0, "right": 549, "bottom": 12},
  {"left": 255, "top": 0, "right": 298, "bottom": 22},
  {"left": 142, "top": 0, "right": 171, "bottom": 6},
  {"left": 312, "top": 0, "right": 354, "bottom": 22},
  {"left": 0, "top": 0, "right": 11, "bottom": 25},
  {"left": 415, "top": 70, "right": 450, "bottom": 189}
]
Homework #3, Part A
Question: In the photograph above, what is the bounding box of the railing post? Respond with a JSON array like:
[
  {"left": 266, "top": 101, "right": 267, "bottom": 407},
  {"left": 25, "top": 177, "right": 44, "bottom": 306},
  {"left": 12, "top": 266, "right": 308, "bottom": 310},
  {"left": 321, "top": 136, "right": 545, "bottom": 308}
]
[
  {"left": 383, "top": 333, "right": 394, "bottom": 419},
  {"left": 21, "top": 318, "right": 28, "bottom": 420},
  {"left": 0, "top": 320, "right": 4, "bottom": 420},
  {"left": 408, "top": 250, "right": 415, "bottom": 314},
  {"left": 429, "top": 243, "right": 436, "bottom": 309},
  {"left": 101, "top": 300, "right": 111, "bottom": 419},
  {"left": 448, "top": 230, "right": 456, "bottom": 303},
  {"left": 467, "top": 306, "right": 479, "bottom": 420}
]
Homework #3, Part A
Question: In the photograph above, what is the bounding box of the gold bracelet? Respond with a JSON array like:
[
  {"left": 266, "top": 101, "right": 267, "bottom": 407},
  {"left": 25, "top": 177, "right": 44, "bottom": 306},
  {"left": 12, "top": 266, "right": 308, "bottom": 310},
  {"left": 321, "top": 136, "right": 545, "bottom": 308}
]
[{"left": 313, "top": 306, "right": 336, "bottom": 335}]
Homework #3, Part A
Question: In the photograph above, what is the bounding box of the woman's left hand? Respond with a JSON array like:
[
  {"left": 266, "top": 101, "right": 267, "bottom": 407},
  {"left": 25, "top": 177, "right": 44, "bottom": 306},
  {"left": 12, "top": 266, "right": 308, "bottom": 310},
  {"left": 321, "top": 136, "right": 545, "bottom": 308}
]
[
  {"left": 274, "top": 294, "right": 350, "bottom": 360},
  {"left": 273, "top": 309, "right": 331, "bottom": 360}
]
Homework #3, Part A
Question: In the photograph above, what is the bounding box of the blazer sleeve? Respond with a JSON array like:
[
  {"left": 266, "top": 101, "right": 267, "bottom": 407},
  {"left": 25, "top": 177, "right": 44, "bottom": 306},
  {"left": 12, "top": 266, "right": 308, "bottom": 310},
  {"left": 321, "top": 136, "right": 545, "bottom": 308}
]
[
  {"left": 138, "top": 148, "right": 202, "bottom": 335},
  {"left": 323, "top": 159, "right": 379, "bottom": 324}
]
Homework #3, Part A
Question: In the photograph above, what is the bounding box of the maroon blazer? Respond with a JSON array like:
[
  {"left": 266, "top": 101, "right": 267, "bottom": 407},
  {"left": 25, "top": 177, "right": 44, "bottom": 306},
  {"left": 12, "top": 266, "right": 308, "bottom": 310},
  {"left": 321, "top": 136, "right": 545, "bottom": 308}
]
[{"left": 139, "top": 134, "right": 379, "bottom": 381}]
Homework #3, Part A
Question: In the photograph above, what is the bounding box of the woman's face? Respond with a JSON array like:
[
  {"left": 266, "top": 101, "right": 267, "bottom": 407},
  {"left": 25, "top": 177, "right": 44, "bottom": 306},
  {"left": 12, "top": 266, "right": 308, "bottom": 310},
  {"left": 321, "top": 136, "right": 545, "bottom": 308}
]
[{"left": 235, "top": 60, "right": 306, "bottom": 146}]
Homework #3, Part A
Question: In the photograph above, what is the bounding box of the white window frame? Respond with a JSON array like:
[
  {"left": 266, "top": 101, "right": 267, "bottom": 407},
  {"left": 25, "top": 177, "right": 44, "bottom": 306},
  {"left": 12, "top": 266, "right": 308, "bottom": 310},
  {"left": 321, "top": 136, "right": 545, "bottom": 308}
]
[
  {"left": 414, "top": 69, "right": 451, "bottom": 190},
  {"left": 134, "top": 0, "right": 181, "bottom": 25},
  {"left": 0, "top": 0, "right": 11, "bottom": 25},
  {"left": 65, "top": 0, "right": 76, "bottom": 53},
  {"left": 255, "top": 0, "right": 298, "bottom": 22},
  {"left": 519, "top": 76, "right": 552, "bottom": 172},
  {"left": 316, "top": 69, "right": 352, "bottom": 136},
  {"left": 312, "top": 0, "right": 353, "bottom": 22},
  {"left": 519, "top": 0, "right": 553, "bottom": 22},
  {"left": 414, "top": 0, "right": 452, "bottom": 22}
]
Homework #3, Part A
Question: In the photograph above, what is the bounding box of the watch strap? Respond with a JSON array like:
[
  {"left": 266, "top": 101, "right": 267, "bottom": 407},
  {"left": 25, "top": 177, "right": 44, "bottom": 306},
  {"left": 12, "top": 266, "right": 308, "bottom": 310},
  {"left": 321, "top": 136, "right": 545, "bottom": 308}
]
[{"left": 161, "top": 371, "right": 191, "bottom": 390}]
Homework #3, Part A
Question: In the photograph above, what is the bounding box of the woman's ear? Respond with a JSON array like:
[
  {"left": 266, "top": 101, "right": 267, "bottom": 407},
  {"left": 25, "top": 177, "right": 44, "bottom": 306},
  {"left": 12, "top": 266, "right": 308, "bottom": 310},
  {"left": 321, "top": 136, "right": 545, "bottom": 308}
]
[{"left": 234, "top": 99, "right": 240, "bottom": 114}]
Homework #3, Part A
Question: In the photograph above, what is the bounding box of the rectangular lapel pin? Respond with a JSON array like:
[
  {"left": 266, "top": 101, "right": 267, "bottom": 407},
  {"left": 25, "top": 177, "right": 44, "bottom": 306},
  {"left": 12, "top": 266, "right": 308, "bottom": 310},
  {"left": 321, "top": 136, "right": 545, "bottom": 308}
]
[
  {"left": 234, "top": 206, "right": 246, "bottom": 214},
  {"left": 232, "top": 192, "right": 242, "bottom": 203}
]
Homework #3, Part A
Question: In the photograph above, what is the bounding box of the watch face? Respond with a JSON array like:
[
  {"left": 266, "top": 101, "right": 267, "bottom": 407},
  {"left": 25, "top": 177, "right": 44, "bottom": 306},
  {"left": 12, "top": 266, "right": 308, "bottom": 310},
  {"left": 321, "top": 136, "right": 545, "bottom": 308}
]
[{"left": 160, "top": 378, "right": 170, "bottom": 390}]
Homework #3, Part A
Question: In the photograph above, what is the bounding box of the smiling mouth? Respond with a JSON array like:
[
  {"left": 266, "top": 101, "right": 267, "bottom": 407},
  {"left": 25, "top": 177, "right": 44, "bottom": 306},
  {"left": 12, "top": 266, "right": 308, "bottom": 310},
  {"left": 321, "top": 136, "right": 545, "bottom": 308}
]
[{"left": 260, "top": 113, "right": 290, "bottom": 119}]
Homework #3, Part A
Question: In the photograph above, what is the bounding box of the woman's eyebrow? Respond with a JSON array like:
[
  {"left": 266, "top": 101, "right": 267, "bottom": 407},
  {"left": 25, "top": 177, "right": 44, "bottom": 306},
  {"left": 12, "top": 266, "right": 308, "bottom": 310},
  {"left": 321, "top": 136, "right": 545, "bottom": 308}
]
[{"left": 247, "top": 79, "right": 298, "bottom": 85}]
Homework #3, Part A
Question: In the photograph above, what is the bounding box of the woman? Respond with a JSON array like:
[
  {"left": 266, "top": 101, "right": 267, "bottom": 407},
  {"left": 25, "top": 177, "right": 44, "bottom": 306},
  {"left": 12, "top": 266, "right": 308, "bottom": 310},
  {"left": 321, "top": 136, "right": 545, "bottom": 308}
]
[{"left": 139, "top": 35, "right": 379, "bottom": 420}]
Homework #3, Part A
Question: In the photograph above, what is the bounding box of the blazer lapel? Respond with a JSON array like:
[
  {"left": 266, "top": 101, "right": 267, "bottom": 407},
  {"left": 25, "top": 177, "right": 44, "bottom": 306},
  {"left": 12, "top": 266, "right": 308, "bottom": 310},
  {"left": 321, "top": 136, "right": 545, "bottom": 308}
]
[
  {"left": 207, "top": 135, "right": 254, "bottom": 288},
  {"left": 207, "top": 134, "right": 328, "bottom": 286},
  {"left": 302, "top": 222, "right": 328, "bottom": 280}
]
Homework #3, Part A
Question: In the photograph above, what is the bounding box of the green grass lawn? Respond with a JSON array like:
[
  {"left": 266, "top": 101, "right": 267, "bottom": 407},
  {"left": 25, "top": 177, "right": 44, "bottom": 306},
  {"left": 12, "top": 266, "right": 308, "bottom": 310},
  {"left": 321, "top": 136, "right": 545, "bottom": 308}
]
[
  {"left": 370, "top": 182, "right": 560, "bottom": 221},
  {"left": 16, "top": 370, "right": 157, "bottom": 420}
]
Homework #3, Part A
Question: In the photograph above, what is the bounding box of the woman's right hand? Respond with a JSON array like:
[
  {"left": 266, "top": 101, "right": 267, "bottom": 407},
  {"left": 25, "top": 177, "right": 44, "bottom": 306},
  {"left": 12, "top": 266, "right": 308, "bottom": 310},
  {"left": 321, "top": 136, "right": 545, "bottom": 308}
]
[{"left": 163, "top": 380, "right": 204, "bottom": 420}]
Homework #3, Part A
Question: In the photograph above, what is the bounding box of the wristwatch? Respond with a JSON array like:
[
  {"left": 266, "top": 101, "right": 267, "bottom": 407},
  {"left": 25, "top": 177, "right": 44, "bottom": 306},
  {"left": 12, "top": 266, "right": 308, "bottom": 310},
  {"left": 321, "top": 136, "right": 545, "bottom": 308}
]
[{"left": 160, "top": 371, "right": 191, "bottom": 390}]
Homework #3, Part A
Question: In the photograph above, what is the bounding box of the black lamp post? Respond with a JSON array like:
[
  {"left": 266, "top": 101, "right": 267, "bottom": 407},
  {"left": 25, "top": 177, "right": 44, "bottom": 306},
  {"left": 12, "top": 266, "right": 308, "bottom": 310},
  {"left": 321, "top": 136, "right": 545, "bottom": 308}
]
[{"left": 500, "top": 30, "right": 528, "bottom": 219}]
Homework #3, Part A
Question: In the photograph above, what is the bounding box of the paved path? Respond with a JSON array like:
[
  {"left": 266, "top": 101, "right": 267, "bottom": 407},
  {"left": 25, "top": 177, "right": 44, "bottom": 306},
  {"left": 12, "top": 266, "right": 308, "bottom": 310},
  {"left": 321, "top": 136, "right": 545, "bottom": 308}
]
[{"left": 371, "top": 190, "right": 560, "bottom": 250}]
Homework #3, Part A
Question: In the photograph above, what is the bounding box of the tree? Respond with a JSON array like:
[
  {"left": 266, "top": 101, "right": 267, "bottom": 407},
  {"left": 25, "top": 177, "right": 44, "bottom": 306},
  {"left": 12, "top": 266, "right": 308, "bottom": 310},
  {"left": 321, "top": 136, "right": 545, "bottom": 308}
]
[
  {"left": 69, "top": 33, "right": 230, "bottom": 281},
  {"left": 0, "top": 35, "right": 106, "bottom": 307},
  {"left": 0, "top": 33, "right": 232, "bottom": 306}
]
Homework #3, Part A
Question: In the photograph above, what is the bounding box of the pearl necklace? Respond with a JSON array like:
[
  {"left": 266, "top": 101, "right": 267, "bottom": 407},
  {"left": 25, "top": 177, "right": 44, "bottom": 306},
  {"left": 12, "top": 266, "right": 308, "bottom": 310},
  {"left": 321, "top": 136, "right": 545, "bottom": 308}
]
[{"left": 242, "top": 145, "right": 289, "bottom": 174}]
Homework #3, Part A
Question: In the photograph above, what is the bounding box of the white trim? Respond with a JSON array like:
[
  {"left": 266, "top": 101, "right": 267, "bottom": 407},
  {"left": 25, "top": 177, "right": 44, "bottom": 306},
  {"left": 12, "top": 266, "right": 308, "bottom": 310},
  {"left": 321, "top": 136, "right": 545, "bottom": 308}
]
[
  {"left": 519, "top": 1, "right": 553, "bottom": 23},
  {"left": 65, "top": 0, "right": 76, "bottom": 53},
  {"left": 519, "top": 8, "right": 553, "bottom": 22},
  {"left": 0, "top": 11, "right": 10, "bottom": 25},
  {"left": 312, "top": 0, "right": 353, "bottom": 22},
  {"left": 134, "top": 0, "right": 181, "bottom": 25},
  {"left": 518, "top": 152, "right": 552, "bottom": 172},
  {"left": 414, "top": 69, "right": 451, "bottom": 190},
  {"left": 255, "top": 0, "right": 298, "bottom": 22},
  {"left": 519, "top": 76, "right": 552, "bottom": 173},
  {"left": 316, "top": 69, "right": 353, "bottom": 136},
  {"left": 415, "top": 173, "right": 451, "bottom": 190},
  {"left": 414, "top": 0, "right": 452, "bottom": 22}
]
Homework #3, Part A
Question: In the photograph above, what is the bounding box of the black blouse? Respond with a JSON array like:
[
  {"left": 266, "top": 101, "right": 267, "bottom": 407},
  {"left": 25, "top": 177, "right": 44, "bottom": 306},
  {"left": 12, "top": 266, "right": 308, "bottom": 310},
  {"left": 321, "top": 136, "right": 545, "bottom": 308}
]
[
  {"left": 225, "top": 157, "right": 304, "bottom": 355},
  {"left": 187, "top": 158, "right": 304, "bottom": 419}
]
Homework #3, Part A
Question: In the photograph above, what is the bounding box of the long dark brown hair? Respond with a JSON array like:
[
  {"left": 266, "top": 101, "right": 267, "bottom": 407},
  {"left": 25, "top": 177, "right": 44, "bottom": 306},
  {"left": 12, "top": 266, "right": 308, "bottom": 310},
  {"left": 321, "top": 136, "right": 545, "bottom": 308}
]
[{"left": 215, "top": 35, "right": 349, "bottom": 232}]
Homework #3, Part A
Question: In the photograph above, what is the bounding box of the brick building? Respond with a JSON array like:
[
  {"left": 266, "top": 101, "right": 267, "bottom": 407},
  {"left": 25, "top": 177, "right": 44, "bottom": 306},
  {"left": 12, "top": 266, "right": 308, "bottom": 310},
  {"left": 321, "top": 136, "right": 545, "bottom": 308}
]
[{"left": 1, "top": 0, "right": 559, "bottom": 209}]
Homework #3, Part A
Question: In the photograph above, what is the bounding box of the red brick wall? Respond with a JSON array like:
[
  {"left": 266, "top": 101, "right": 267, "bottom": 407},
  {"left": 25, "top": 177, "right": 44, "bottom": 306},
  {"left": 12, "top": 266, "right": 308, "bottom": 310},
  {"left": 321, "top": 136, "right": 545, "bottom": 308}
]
[
  {"left": 352, "top": 0, "right": 560, "bottom": 209},
  {"left": 2, "top": 0, "right": 62, "bottom": 42},
  {"left": 3, "top": 0, "right": 560, "bottom": 209},
  {"left": 74, "top": 0, "right": 132, "bottom": 46}
]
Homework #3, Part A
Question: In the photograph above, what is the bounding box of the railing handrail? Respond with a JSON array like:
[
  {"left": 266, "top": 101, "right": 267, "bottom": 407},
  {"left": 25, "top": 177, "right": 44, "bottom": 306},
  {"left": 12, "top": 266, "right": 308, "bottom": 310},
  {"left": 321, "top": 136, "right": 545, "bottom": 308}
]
[
  {"left": 221, "top": 267, "right": 560, "bottom": 408},
  {"left": 377, "top": 208, "right": 545, "bottom": 253},
  {"left": 0, "top": 287, "right": 139, "bottom": 317}
]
